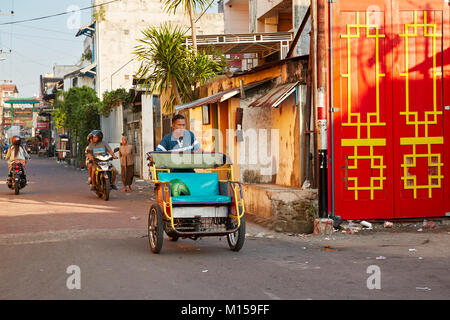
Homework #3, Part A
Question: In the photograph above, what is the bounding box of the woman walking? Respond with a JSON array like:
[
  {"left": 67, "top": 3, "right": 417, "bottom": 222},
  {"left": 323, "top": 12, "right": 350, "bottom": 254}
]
[{"left": 119, "top": 137, "right": 135, "bottom": 192}]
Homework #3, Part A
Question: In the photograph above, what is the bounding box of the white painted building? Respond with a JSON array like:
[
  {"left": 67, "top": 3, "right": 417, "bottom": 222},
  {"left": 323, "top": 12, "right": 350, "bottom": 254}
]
[{"left": 74, "top": 0, "right": 224, "bottom": 178}]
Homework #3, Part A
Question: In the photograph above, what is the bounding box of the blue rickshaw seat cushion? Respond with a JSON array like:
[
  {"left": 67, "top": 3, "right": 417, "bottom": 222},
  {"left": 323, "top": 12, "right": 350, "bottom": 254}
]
[
  {"left": 158, "top": 172, "right": 230, "bottom": 203},
  {"left": 171, "top": 195, "right": 231, "bottom": 203}
]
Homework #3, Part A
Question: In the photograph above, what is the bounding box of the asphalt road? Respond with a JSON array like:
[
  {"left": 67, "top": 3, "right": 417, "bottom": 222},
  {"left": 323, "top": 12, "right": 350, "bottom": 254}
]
[{"left": 1, "top": 157, "right": 449, "bottom": 300}]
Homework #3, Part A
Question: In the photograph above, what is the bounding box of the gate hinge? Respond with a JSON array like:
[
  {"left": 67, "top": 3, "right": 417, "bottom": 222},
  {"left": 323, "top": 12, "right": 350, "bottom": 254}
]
[{"left": 330, "top": 107, "right": 340, "bottom": 113}]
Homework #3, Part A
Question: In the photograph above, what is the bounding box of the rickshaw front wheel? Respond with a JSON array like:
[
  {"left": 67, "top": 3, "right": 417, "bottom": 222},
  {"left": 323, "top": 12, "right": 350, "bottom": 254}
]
[
  {"left": 148, "top": 204, "right": 164, "bottom": 253},
  {"left": 227, "top": 217, "right": 246, "bottom": 252}
]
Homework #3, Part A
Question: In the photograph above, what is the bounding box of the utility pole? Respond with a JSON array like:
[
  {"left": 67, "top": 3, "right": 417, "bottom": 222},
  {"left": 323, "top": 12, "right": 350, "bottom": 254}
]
[{"left": 316, "top": 0, "right": 328, "bottom": 219}]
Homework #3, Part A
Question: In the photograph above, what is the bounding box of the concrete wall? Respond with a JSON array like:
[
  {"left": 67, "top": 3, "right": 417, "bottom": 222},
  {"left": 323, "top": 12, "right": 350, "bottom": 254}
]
[
  {"left": 63, "top": 76, "right": 95, "bottom": 91},
  {"left": 94, "top": 0, "right": 224, "bottom": 96},
  {"left": 224, "top": 0, "right": 250, "bottom": 33},
  {"left": 255, "top": 0, "right": 285, "bottom": 19},
  {"left": 93, "top": 0, "right": 224, "bottom": 168},
  {"left": 242, "top": 184, "right": 317, "bottom": 233},
  {"left": 141, "top": 94, "right": 154, "bottom": 180},
  {"left": 292, "top": 0, "right": 310, "bottom": 57},
  {"left": 247, "top": 0, "right": 310, "bottom": 56},
  {"left": 239, "top": 86, "right": 273, "bottom": 184}
]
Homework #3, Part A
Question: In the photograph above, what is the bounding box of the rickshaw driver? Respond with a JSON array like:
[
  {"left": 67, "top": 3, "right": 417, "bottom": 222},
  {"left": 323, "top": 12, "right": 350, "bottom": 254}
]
[{"left": 156, "top": 114, "right": 202, "bottom": 153}]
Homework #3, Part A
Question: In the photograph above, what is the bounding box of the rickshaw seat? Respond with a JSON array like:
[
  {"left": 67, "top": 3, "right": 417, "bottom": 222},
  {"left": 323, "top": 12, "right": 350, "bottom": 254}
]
[{"left": 158, "top": 172, "right": 231, "bottom": 204}]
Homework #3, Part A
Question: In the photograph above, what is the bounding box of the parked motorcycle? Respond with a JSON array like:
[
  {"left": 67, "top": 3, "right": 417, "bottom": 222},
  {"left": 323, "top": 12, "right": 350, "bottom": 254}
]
[
  {"left": 7, "top": 161, "right": 27, "bottom": 195},
  {"left": 92, "top": 152, "right": 115, "bottom": 201}
]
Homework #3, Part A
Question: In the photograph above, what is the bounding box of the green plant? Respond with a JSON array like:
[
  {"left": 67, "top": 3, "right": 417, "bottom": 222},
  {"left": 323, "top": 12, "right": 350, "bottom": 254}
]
[
  {"left": 133, "top": 23, "right": 225, "bottom": 113},
  {"left": 307, "top": 204, "right": 318, "bottom": 219},
  {"left": 100, "top": 88, "right": 132, "bottom": 117},
  {"left": 93, "top": 6, "right": 106, "bottom": 22},
  {"left": 161, "top": 0, "right": 210, "bottom": 51},
  {"left": 53, "top": 86, "right": 101, "bottom": 162},
  {"left": 81, "top": 49, "right": 93, "bottom": 62}
]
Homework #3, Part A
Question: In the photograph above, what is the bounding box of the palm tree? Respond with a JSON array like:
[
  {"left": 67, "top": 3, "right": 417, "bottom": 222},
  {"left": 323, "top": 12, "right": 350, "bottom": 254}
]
[
  {"left": 133, "top": 23, "right": 224, "bottom": 113},
  {"left": 134, "top": 24, "right": 187, "bottom": 112},
  {"left": 161, "top": 0, "right": 210, "bottom": 51}
]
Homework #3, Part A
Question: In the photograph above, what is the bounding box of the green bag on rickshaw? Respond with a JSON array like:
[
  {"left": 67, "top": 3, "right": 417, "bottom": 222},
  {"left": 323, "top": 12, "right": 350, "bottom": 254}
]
[{"left": 169, "top": 179, "right": 191, "bottom": 197}]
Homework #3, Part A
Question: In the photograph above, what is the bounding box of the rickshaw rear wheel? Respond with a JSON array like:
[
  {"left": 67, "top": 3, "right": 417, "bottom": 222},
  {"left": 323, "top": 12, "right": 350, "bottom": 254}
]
[
  {"left": 148, "top": 204, "right": 164, "bottom": 253},
  {"left": 227, "top": 217, "right": 246, "bottom": 252}
]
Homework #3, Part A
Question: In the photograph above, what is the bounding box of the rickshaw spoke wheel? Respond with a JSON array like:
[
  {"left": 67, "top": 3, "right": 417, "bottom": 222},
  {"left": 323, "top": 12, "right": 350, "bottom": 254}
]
[
  {"left": 148, "top": 204, "right": 164, "bottom": 253},
  {"left": 227, "top": 214, "right": 246, "bottom": 252}
]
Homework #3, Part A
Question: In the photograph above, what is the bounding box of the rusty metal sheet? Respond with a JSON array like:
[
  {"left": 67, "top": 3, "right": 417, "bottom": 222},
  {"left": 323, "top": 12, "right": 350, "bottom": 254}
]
[
  {"left": 175, "top": 88, "right": 240, "bottom": 113},
  {"left": 249, "top": 82, "right": 299, "bottom": 108}
]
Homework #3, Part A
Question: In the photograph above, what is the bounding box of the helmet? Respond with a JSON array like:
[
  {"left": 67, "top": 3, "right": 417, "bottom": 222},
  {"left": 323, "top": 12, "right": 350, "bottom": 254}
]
[
  {"left": 87, "top": 132, "right": 94, "bottom": 142},
  {"left": 91, "top": 130, "right": 103, "bottom": 142},
  {"left": 12, "top": 136, "right": 21, "bottom": 146}
]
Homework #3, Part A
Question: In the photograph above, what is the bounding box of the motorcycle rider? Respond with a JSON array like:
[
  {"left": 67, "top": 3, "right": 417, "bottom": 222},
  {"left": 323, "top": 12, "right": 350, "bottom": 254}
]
[
  {"left": 85, "top": 132, "right": 94, "bottom": 185},
  {"left": 86, "top": 130, "right": 118, "bottom": 190},
  {"left": 5, "top": 136, "right": 30, "bottom": 182}
]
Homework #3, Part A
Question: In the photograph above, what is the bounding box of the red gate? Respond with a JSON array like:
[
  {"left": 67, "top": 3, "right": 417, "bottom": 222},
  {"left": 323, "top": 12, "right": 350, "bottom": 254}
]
[{"left": 331, "top": 0, "right": 450, "bottom": 219}]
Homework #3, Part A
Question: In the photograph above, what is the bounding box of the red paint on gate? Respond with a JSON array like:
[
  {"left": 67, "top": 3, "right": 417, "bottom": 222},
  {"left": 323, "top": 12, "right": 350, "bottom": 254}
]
[{"left": 330, "top": 0, "right": 449, "bottom": 219}]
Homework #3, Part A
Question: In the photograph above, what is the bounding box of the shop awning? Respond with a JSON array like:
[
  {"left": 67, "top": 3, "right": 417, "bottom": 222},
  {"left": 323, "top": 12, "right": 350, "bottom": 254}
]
[
  {"left": 249, "top": 82, "right": 299, "bottom": 108},
  {"left": 76, "top": 21, "right": 96, "bottom": 37},
  {"left": 175, "top": 88, "right": 240, "bottom": 113},
  {"left": 175, "top": 78, "right": 277, "bottom": 113},
  {"left": 80, "top": 62, "right": 97, "bottom": 76}
]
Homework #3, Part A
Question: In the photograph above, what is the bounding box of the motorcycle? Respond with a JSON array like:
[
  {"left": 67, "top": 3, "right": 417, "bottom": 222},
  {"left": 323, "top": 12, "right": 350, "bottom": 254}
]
[
  {"left": 92, "top": 152, "right": 115, "bottom": 201},
  {"left": 7, "top": 161, "right": 27, "bottom": 195}
]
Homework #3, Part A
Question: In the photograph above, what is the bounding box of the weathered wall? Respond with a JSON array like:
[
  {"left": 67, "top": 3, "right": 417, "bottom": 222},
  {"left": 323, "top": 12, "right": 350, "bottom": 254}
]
[
  {"left": 292, "top": 0, "right": 310, "bottom": 57},
  {"left": 95, "top": 0, "right": 224, "bottom": 96},
  {"left": 224, "top": 0, "right": 250, "bottom": 33},
  {"left": 242, "top": 184, "right": 318, "bottom": 233},
  {"left": 239, "top": 85, "right": 274, "bottom": 184},
  {"left": 271, "top": 94, "right": 301, "bottom": 187},
  {"left": 94, "top": 0, "right": 224, "bottom": 150}
]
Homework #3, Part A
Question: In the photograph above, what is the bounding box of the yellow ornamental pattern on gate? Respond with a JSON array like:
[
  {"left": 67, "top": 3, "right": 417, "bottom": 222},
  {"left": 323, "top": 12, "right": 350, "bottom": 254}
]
[
  {"left": 341, "top": 12, "right": 387, "bottom": 201},
  {"left": 399, "top": 11, "right": 444, "bottom": 199}
]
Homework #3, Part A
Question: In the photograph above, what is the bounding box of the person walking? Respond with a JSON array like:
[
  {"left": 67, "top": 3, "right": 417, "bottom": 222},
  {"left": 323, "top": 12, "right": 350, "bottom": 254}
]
[{"left": 119, "top": 136, "right": 135, "bottom": 192}]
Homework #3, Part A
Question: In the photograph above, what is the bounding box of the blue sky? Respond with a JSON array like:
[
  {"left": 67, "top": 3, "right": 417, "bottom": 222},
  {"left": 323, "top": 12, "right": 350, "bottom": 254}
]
[
  {"left": 0, "top": 0, "right": 218, "bottom": 97},
  {"left": 0, "top": 0, "right": 93, "bottom": 97}
]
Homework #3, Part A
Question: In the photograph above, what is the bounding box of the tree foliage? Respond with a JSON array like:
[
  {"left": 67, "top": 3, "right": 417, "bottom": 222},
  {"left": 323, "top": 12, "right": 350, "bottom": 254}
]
[
  {"left": 53, "top": 86, "right": 101, "bottom": 162},
  {"left": 100, "top": 88, "right": 132, "bottom": 117},
  {"left": 161, "top": 0, "right": 210, "bottom": 51},
  {"left": 133, "top": 23, "right": 225, "bottom": 113}
]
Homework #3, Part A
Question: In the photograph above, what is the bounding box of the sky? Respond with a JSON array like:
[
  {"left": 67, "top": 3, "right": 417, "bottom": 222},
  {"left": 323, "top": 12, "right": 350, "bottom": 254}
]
[{"left": 0, "top": 0, "right": 218, "bottom": 98}]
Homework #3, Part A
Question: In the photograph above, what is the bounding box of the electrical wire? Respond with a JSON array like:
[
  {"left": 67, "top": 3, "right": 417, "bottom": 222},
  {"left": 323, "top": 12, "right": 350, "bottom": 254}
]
[
  {"left": 13, "top": 23, "right": 78, "bottom": 36},
  {"left": 8, "top": 34, "right": 81, "bottom": 59},
  {"left": 6, "top": 32, "right": 81, "bottom": 42},
  {"left": 0, "top": 0, "right": 121, "bottom": 26}
]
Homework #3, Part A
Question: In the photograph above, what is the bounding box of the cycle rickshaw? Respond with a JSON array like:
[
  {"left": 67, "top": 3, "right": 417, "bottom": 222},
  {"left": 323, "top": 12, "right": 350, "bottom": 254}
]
[{"left": 146, "top": 151, "right": 245, "bottom": 254}]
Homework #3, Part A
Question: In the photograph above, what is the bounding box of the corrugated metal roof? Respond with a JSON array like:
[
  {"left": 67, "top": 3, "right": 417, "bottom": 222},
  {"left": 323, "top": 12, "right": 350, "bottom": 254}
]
[
  {"left": 249, "top": 82, "right": 299, "bottom": 108},
  {"left": 175, "top": 88, "right": 240, "bottom": 112},
  {"left": 175, "top": 78, "right": 277, "bottom": 113}
]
